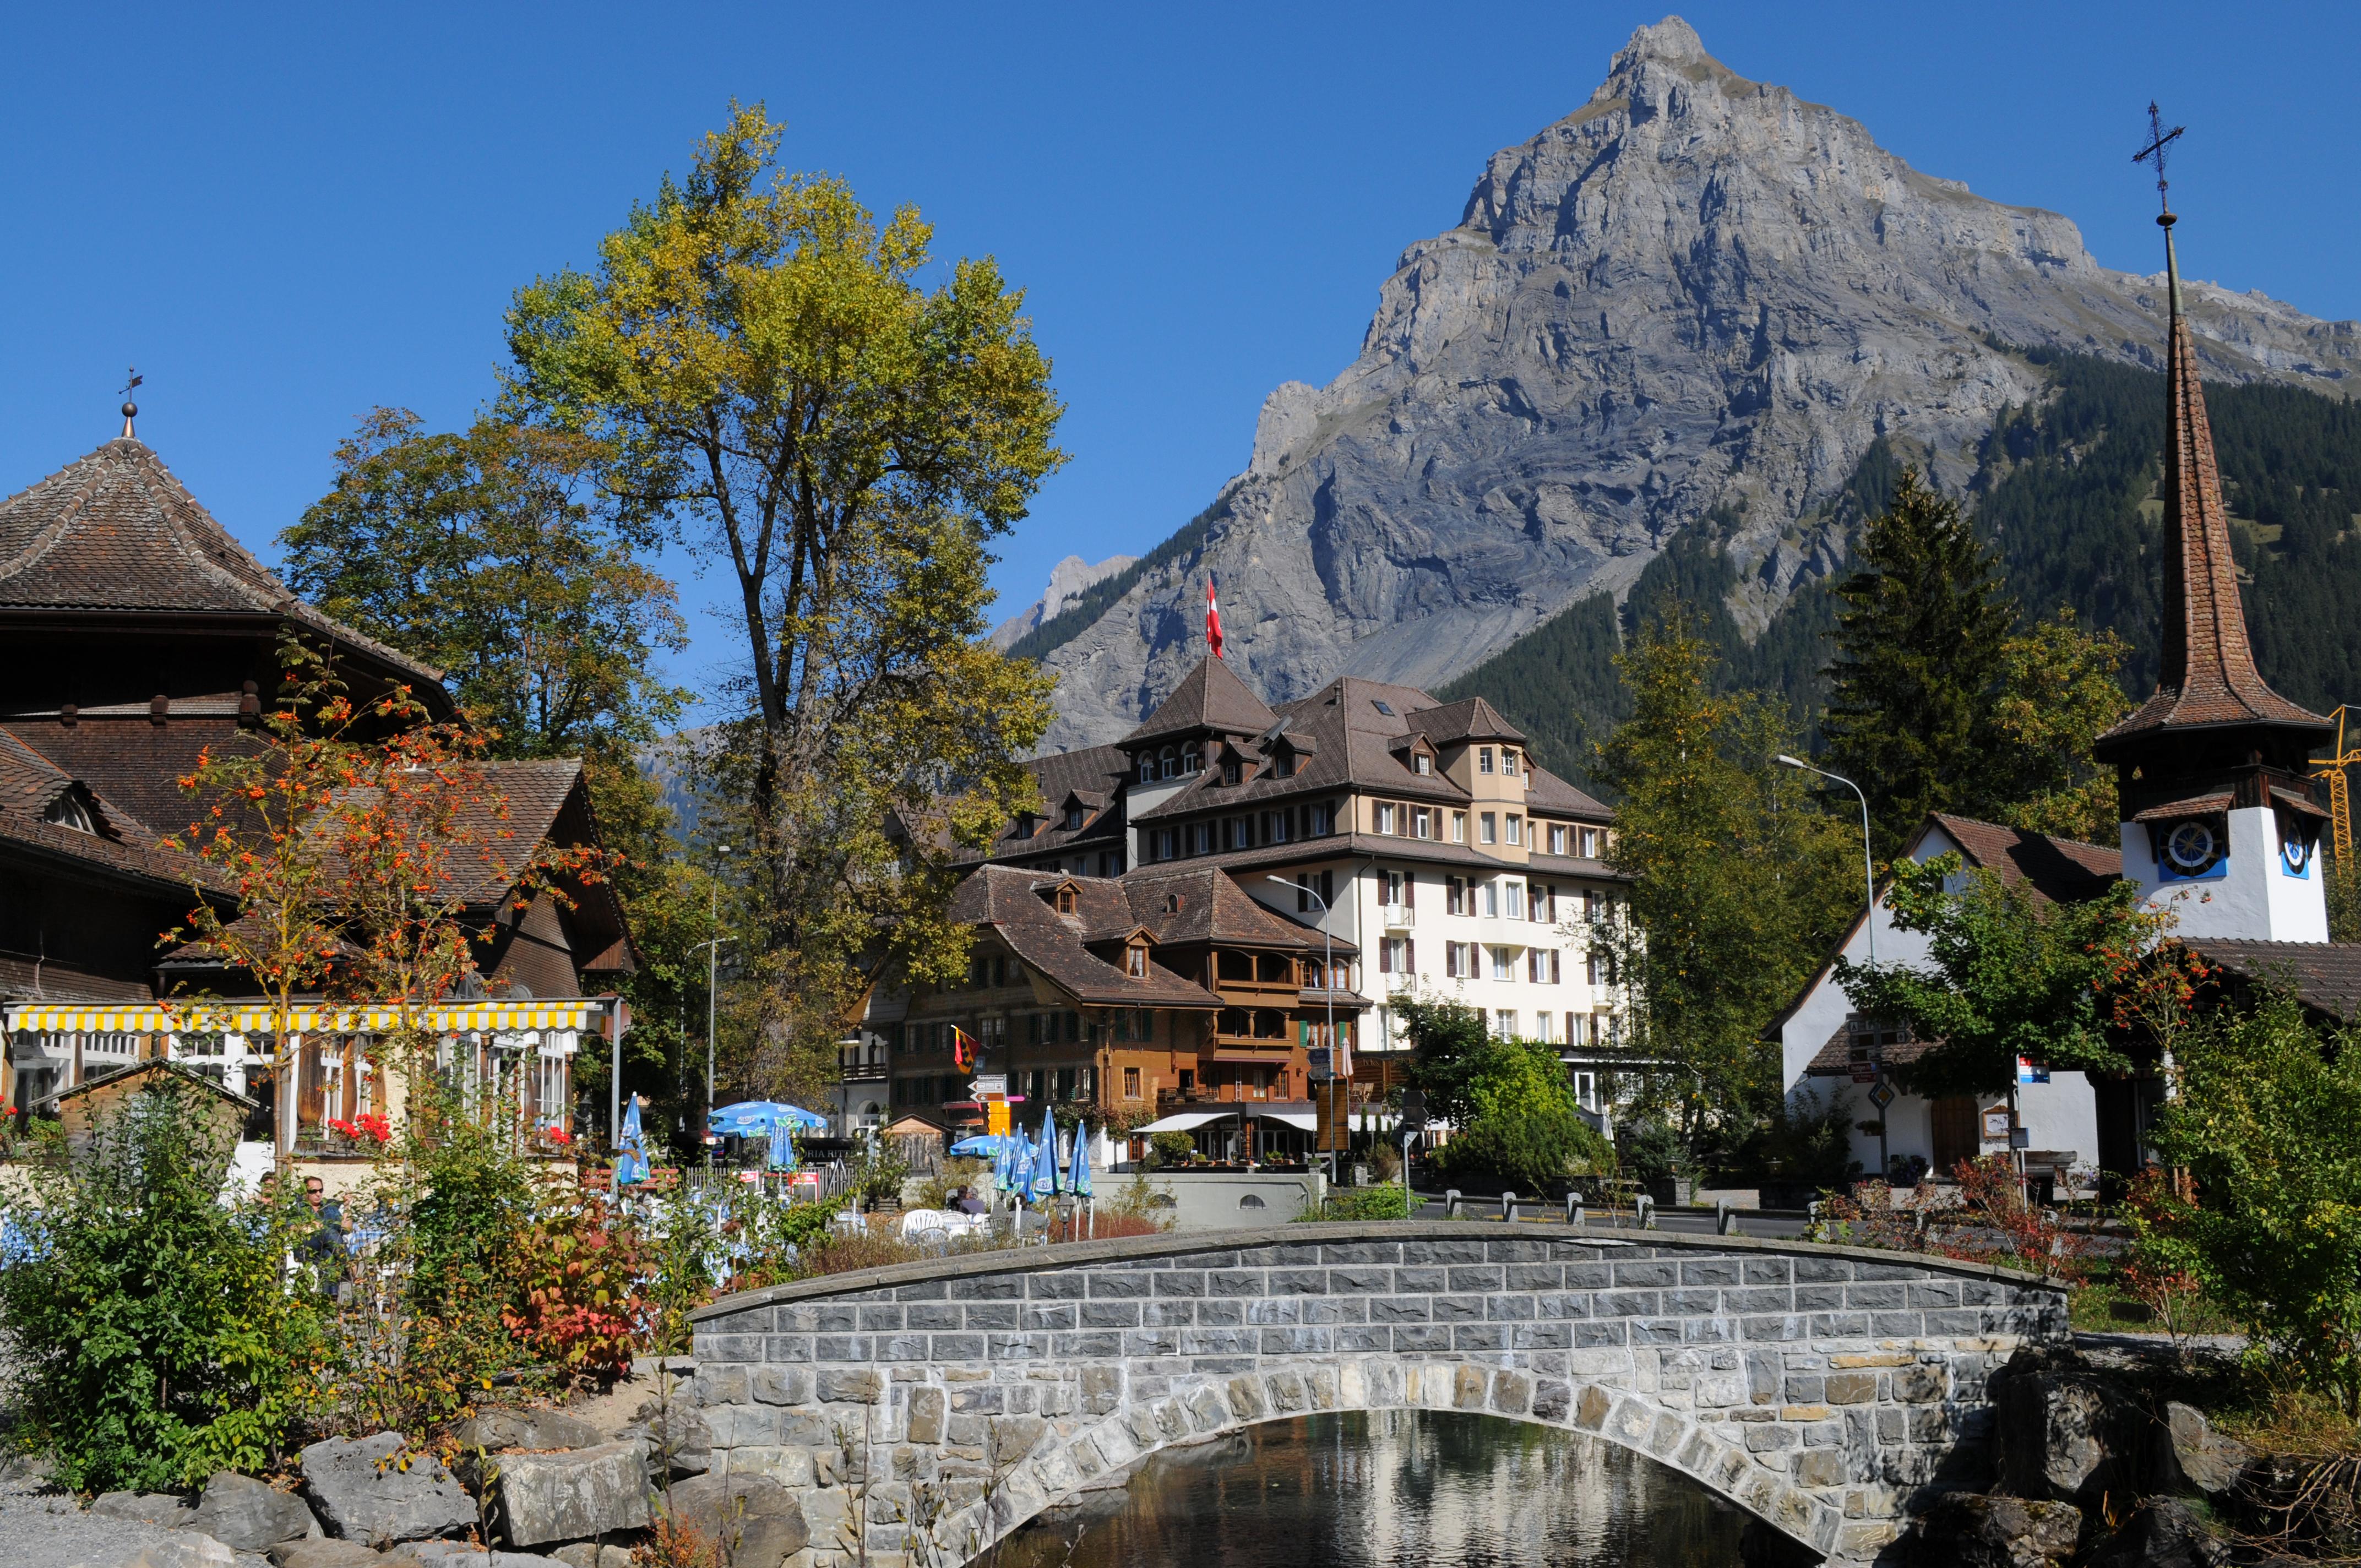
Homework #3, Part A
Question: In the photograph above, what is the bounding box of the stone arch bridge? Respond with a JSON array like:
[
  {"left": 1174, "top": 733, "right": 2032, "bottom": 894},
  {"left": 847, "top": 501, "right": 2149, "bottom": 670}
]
[{"left": 688, "top": 1223, "right": 2066, "bottom": 1565}]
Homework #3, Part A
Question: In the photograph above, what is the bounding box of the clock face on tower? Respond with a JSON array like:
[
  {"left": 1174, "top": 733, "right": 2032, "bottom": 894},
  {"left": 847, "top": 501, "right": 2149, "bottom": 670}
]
[{"left": 2151, "top": 814, "right": 2229, "bottom": 881}]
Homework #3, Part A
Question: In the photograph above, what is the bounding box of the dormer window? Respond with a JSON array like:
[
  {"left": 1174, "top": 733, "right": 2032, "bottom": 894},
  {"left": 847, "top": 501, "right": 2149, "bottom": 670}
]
[
  {"left": 1414, "top": 753, "right": 1432, "bottom": 776},
  {"left": 1137, "top": 754, "right": 1155, "bottom": 784},
  {"left": 1275, "top": 750, "right": 1294, "bottom": 779},
  {"left": 1125, "top": 940, "right": 1150, "bottom": 978},
  {"left": 1478, "top": 747, "right": 1495, "bottom": 775},
  {"left": 43, "top": 793, "right": 94, "bottom": 834},
  {"left": 1222, "top": 757, "right": 1241, "bottom": 786},
  {"left": 1064, "top": 804, "right": 1086, "bottom": 832},
  {"left": 1163, "top": 892, "right": 1185, "bottom": 914},
  {"left": 1057, "top": 886, "right": 1078, "bottom": 915},
  {"left": 1183, "top": 742, "right": 1202, "bottom": 774}
]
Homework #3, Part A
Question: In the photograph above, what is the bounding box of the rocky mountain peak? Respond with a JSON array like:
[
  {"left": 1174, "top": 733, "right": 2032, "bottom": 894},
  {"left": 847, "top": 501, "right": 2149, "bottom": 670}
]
[{"left": 1028, "top": 20, "right": 2361, "bottom": 754}]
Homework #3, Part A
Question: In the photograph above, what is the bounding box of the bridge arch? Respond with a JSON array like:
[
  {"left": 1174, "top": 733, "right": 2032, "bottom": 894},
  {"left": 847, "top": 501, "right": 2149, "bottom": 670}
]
[{"left": 688, "top": 1222, "right": 2065, "bottom": 1564}]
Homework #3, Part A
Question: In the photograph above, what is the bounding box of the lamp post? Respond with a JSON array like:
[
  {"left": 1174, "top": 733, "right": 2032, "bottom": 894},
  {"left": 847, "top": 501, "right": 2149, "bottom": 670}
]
[
  {"left": 695, "top": 843, "right": 734, "bottom": 1169},
  {"left": 1776, "top": 758, "right": 1874, "bottom": 967},
  {"left": 1269, "top": 876, "right": 1340, "bottom": 1184},
  {"left": 1776, "top": 755, "right": 1885, "bottom": 1178}
]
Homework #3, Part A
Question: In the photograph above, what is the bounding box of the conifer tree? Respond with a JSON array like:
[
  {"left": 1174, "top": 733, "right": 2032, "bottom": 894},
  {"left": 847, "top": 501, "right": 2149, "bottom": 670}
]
[{"left": 1820, "top": 468, "right": 2015, "bottom": 860}]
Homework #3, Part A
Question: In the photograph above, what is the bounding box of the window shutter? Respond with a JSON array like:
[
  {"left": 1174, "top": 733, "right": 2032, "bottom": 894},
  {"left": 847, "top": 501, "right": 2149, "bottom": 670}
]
[
  {"left": 1552, "top": 950, "right": 1563, "bottom": 984},
  {"left": 1404, "top": 871, "right": 1416, "bottom": 908},
  {"left": 1405, "top": 938, "right": 1416, "bottom": 971}
]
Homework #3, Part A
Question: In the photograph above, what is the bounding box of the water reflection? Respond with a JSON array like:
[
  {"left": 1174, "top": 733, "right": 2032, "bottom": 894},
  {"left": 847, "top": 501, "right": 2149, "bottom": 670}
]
[{"left": 998, "top": 1409, "right": 1750, "bottom": 1567}]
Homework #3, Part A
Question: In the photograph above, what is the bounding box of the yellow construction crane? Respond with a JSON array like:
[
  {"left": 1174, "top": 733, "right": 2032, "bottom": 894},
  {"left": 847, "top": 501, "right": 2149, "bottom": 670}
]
[{"left": 2312, "top": 706, "right": 2361, "bottom": 868}]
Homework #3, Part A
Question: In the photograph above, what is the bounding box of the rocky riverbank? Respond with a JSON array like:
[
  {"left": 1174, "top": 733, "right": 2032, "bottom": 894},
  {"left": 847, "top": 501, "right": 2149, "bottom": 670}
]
[{"left": 31, "top": 1362, "right": 810, "bottom": 1568}]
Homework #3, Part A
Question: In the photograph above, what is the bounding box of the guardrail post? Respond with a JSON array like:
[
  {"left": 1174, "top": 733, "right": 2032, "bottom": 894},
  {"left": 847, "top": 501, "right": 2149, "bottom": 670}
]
[
  {"left": 1635, "top": 1194, "right": 1655, "bottom": 1229},
  {"left": 1445, "top": 1188, "right": 1462, "bottom": 1219},
  {"left": 1716, "top": 1200, "right": 1737, "bottom": 1237},
  {"left": 1501, "top": 1191, "right": 1519, "bottom": 1223},
  {"left": 1565, "top": 1194, "right": 1584, "bottom": 1227}
]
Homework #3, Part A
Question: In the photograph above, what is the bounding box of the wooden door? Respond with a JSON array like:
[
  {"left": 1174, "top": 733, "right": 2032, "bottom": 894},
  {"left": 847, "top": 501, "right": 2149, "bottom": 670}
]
[{"left": 1930, "top": 1096, "right": 1979, "bottom": 1178}]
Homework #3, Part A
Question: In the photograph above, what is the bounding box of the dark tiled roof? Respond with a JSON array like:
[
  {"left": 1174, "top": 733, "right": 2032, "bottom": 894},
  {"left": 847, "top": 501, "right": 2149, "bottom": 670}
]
[
  {"left": 0, "top": 724, "right": 208, "bottom": 894},
  {"left": 1801, "top": 1022, "right": 1934, "bottom": 1077},
  {"left": 1927, "top": 814, "right": 2120, "bottom": 905},
  {"left": 1402, "top": 696, "right": 1526, "bottom": 746},
  {"left": 2131, "top": 793, "right": 2234, "bottom": 823},
  {"left": 1118, "top": 865, "right": 1356, "bottom": 952},
  {"left": 1120, "top": 657, "right": 1278, "bottom": 745},
  {"left": 949, "top": 866, "right": 1221, "bottom": 1008},
  {"left": 980, "top": 744, "right": 1130, "bottom": 861},
  {"left": 2188, "top": 940, "right": 2361, "bottom": 1024},
  {"left": 2096, "top": 238, "right": 2328, "bottom": 752},
  {"left": 0, "top": 438, "right": 445, "bottom": 689}
]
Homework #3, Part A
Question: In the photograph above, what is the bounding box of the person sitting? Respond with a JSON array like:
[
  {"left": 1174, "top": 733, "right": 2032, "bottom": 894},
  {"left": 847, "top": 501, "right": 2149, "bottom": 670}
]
[{"left": 953, "top": 1185, "right": 988, "bottom": 1216}]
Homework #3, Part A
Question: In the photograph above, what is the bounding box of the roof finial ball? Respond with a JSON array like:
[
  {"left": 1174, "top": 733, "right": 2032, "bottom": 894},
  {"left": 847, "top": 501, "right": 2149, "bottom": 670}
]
[{"left": 118, "top": 366, "right": 143, "bottom": 440}]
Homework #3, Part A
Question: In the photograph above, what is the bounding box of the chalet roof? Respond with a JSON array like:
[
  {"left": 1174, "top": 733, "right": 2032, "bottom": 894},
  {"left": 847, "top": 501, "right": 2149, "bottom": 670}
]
[
  {"left": 2188, "top": 940, "right": 2361, "bottom": 1023},
  {"left": 1120, "top": 657, "right": 1278, "bottom": 746},
  {"left": 1402, "top": 695, "right": 1526, "bottom": 747},
  {"left": 0, "top": 437, "right": 445, "bottom": 691},
  {"left": 1927, "top": 813, "right": 2121, "bottom": 905},
  {"left": 948, "top": 865, "right": 1220, "bottom": 1008},
  {"left": 0, "top": 723, "right": 209, "bottom": 895},
  {"left": 1118, "top": 865, "right": 1357, "bottom": 953},
  {"left": 2096, "top": 220, "right": 2329, "bottom": 754}
]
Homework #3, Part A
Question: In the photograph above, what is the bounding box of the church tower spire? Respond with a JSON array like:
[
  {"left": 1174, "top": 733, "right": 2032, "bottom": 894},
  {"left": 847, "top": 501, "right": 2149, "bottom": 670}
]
[{"left": 2096, "top": 109, "right": 2333, "bottom": 941}]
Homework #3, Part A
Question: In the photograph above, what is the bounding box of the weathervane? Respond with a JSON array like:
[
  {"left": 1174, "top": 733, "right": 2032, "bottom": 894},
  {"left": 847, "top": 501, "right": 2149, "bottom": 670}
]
[
  {"left": 2134, "top": 101, "right": 2185, "bottom": 225},
  {"left": 119, "top": 366, "right": 143, "bottom": 439}
]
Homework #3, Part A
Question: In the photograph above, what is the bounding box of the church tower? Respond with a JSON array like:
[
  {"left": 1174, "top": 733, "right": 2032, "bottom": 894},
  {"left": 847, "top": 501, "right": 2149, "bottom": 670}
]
[{"left": 2092, "top": 195, "right": 2334, "bottom": 941}]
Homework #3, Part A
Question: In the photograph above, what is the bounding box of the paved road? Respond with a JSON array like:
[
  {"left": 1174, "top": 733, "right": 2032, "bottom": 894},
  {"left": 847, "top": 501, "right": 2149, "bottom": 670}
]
[{"left": 1405, "top": 1193, "right": 1812, "bottom": 1240}]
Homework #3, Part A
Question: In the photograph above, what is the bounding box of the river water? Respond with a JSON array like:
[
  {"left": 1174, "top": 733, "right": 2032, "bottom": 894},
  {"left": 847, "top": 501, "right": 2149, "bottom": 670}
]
[{"left": 996, "top": 1409, "right": 1750, "bottom": 1567}]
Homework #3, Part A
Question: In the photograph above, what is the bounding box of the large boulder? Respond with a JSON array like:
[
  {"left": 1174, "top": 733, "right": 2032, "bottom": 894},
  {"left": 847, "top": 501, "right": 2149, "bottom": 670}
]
[
  {"left": 191, "top": 1470, "right": 318, "bottom": 1552},
  {"left": 1911, "top": 1492, "right": 2083, "bottom": 1568},
  {"left": 484, "top": 1440, "right": 650, "bottom": 1548},
  {"left": 91, "top": 1491, "right": 195, "bottom": 1526},
  {"left": 2086, "top": 1498, "right": 2229, "bottom": 1568},
  {"left": 659, "top": 1473, "right": 810, "bottom": 1568},
  {"left": 300, "top": 1431, "right": 475, "bottom": 1547},
  {"left": 268, "top": 1542, "right": 387, "bottom": 1568},
  {"left": 2150, "top": 1402, "right": 2254, "bottom": 1500},
  {"left": 1992, "top": 1369, "right": 2139, "bottom": 1504},
  {"left": 617, "top": 1402, "right": 710, "bottom": 1479},
  {"left": 451, "top": 1409, "right": 604, "bottom": 1453},
  {"left": 112, "top": 1536, "right": 236, "bottom": 1568}
]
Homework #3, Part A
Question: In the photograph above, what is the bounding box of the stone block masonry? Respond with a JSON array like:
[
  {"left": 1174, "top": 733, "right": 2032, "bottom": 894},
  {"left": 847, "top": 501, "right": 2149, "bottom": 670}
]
[{"left": 688, "top": 1222, "right": 2068, "bottom": 1566}]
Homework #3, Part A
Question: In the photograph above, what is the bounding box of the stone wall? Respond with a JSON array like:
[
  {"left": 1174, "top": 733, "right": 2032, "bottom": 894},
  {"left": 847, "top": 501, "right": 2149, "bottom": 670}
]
[{"left": 688, "top": 1223, "right": 2069, "bottom": 1566}]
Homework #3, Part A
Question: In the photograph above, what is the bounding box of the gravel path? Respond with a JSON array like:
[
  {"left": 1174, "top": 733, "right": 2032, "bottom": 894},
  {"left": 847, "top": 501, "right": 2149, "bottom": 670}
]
[{"left": 0, "top": 1469, "right": 193, "bottom": 1568}]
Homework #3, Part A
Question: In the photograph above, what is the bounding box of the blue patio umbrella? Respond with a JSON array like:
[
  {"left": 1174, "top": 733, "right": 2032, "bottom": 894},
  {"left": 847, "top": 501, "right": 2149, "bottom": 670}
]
[
  {"left": 949, "top": 1134, "right": 1003, "bottom": 1157},
  {"left": 613, "top": 1097, "right": 650, "bottom": 1186},
  {"left": 1029, "top": 1107, "right": 1060, "bottom": 1202},
  {"left": 1069, "top": 1120, "right": 1093, "bottom": 1199},
  {"left": 710, "top": 1101, "right": 828, "bottom": 1137}
]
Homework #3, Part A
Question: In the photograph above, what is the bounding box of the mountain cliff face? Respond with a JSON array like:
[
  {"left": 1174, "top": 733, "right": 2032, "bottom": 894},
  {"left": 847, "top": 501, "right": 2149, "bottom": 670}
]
[
  {"left": 991, "top": 553, "right": 1138, "bottom": 650},
  {"left": 1030, "top": 16, "right": 2361, "bottom": 752}
]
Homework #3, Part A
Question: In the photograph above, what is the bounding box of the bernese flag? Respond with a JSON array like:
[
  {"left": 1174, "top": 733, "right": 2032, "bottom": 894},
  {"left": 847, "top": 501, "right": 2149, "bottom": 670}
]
[
  {"left": 1205, "top": 574, "right": 1224, "bottom": 659},
  {"left": 950, "top": 1026, "right": 977, "bottom": 1069}
]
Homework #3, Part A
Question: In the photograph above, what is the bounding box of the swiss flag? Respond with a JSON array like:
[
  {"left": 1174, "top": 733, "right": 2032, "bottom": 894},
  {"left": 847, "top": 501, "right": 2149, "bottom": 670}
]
[{"left": 1205, "top": 574, "right": 1224, "bottom": 659}]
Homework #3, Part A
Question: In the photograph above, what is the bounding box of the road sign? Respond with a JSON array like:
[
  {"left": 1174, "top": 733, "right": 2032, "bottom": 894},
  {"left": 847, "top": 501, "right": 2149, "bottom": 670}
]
[
  {"left": 1400, "top": 1088, "right": 1427, "bottom": 1126},
  {"left": 1307, "top": 1047, "right": 1335, "bottom": 1084},
  {"left": 971, "top": 1075, "right": 1007, "bottom": 1097},
  {"left": 1867, "top": 1080, "right": 1896, "bottom": 1110},
  {"left": 986, "top": 1098, "right": 1011, "bottom": 1136},
  {"left": 1849, "top": 1062, "right": 1878, "bottom": 1085}
]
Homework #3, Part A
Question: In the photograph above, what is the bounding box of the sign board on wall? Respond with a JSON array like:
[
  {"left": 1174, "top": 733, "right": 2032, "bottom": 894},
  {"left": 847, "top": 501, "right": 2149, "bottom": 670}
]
[
  {"left": 986, "top": 1097, "right": 1010, "bottom": 1136},
  {"left": 1981, "top": 1109, "right": 2014, "bottom": 1141}
]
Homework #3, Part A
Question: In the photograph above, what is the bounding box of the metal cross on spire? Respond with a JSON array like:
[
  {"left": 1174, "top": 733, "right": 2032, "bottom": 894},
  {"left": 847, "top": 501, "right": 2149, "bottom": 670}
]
[
  {"left": 119, "top": 366, "right": 143, "bottom": 439},
  {"left": 2134, "top": 101, "right": 2185, "bottom": 219}
]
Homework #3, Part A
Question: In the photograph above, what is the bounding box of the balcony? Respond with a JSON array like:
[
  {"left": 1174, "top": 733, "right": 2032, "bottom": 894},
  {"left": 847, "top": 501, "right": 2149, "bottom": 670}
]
[{"left": 1381, "top": 904, "right": 1415, "bottom": 930}]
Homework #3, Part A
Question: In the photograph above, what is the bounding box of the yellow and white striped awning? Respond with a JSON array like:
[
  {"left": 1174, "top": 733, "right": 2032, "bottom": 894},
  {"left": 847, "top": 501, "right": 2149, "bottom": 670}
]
[{"left": 4, "top": 1001, "right": 599, "bottom": 1035}]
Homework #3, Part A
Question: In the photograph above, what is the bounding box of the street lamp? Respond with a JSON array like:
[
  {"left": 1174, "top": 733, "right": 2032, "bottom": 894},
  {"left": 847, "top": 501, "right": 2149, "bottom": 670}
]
[
  {"left": 694, "top": 843, "right": 735, "bottom": 1166},
  {"left": 1775, "top": 758, "right": 1875, "bottom": 967},
  {"left": 1777, "top": 755, "right": 1886, "bottom": 1179},
  {"left": 1269, "top": 876, "right": 1340, "bottom": 1184}
]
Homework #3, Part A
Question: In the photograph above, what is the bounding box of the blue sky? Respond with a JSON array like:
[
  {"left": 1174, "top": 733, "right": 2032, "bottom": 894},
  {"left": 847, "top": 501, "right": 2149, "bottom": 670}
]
[{"left": 4, "top": 3, "right": 2356, "bottom": 710}]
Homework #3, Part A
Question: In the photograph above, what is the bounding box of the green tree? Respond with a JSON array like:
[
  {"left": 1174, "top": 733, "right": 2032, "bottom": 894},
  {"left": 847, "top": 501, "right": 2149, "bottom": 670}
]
[
  {"left": 1820, "top": 467, "right": 2017, "bottom": 861},
  {"left": 1983, "top": 609, "right": 2132, "bottom": 845},
  {"left": 1833, "top": 853, "right": 2148, "bottom": 1101},
  {"left": 0, "top": 1078, "right": 318, "bottom": 1490},
  {"left": 1430, "top": 1036, "right": 1615, "bottom": 1193},
  {"left": 503, "top": 104, "right": 1059, "bottom": 1095},
  {"left": 283, "top": 409, "right": 689, "bottom": 768},
  {"left": 1394, "top": 997, "right": 1493, "bottom": 1127},
  {"left": 1589, "top": 609, "right": 1857, "bottom": 1167},
  {"left": 2145, "top": 989, "right": 2361, "bottom": 1412}
]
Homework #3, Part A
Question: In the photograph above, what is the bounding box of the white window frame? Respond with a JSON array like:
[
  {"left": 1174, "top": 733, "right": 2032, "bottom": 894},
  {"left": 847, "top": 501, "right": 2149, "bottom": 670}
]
[{"left": 1479, "top": 812, "right": 1497, "bottom": 845}]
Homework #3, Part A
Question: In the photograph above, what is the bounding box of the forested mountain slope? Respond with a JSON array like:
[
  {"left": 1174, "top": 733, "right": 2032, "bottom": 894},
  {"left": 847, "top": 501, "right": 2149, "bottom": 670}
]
[{"left": 1445, "top": 353, "right": 2361, "bottom": 787}]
